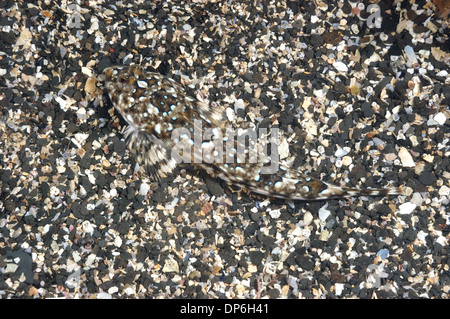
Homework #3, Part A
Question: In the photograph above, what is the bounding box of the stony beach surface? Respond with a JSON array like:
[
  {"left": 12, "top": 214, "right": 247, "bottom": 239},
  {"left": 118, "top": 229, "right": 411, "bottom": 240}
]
[{"left": 0, "top": 0, "right": 449, "bottom": 298}]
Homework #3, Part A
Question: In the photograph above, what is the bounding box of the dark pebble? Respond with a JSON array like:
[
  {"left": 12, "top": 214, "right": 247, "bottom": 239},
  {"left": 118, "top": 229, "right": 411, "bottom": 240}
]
[
  {"left": 418, "top": 171, "right": 437, "bottom": 186},
  {"left": 113, "top": 140, "right": 127, "bottom": 153},
  {"left": 204, "top": 174, "right": 224, "bottom": 197},
  {"left": 309, "top": 34, "right": 324, "bottom": 47},
  {"left": 295, "top": 255, "right": 315, "bottom": 271}
]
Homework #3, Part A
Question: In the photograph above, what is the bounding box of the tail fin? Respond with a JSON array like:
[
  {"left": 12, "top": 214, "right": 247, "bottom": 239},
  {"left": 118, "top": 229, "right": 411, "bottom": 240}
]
[
  {"left": 313, "top": 183, "right": 405, "bottom": 200},
  {"left": 221, "top": 165, "right": 405, "bottom": 201}
]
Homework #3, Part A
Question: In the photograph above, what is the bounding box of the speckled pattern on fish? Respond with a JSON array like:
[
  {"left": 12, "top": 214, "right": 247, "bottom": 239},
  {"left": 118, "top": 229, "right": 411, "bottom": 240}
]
[{"left": 104, "top": 65, "right": 405, "bottom": 200}]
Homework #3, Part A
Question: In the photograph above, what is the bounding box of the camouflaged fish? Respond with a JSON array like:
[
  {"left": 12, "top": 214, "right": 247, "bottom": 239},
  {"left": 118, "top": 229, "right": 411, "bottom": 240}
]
[{"left": 103, "top": 65, "right": 404, "bottom": 200}]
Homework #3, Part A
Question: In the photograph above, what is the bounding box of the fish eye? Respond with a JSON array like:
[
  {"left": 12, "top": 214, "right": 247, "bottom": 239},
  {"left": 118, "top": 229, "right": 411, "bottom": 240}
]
[{"left": 119, "top": 77, "right": 126, "bottom": 83}]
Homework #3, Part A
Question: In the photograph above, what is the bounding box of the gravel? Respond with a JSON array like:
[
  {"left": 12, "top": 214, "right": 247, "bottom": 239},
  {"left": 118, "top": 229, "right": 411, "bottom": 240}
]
[{"left": 0, "top": 0, "right": 449, "bottom": 299}]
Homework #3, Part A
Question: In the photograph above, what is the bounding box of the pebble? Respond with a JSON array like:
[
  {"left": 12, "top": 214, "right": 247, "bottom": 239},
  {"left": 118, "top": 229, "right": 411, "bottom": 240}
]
[
  {"left": 108, "top": 286, "right": 119, "bottom": 294},
  {"left": 342, "top": 156, "right": 352, "bottom": 166},
  {"left": 419, "top": 171, "right": 437, "bottom": 186},
  {"left": 335, "top": 147, "right": 348, "bottom": 158},
  {"left": 114, "top": 236, "right": 122, "bottom": 247},
  {"left": 268, "top": 208, "right": 281, "bottom": 219},
  {"left": 97, "top": 292, "right": 112, "bottom": 299},
  {"left": 234, "top": 98, "right": 245, "bottom": 112},
  {"left": 404, "top": 45, "right": 418, "bottom": 65},
  {"left": 438, "top": 185, "right": 449, "bottom": 197},
  {"left": 333, "top": 61, "right": 348, "bottom": 73},
  {"left": 417, "top": 230, "right": 428, "bottom": 242},
  {"left": 139, "top": 182, "right": 151, "bottom": 196},
  {"left": 66, "top": 269, "right": 81, "bottom": 288},
  {"left": 85, "top": 254, "right": 97, "bottom": 267},
  {"left": 398, "top": 147, "right": 415, "bottom": 167},
  {"left": 433, "top": 112, "right": 447, "bottom": 125},
  {"left": 376, "top": 249, "right": 389, "bottom": 260},
  {"left": 384, "top": 153, "right": 397, "bottom": 162},
  {"left": 411, "top": 193, "right": 424, "bottom": 207},
  {"left": 423, "top": 154, "right": 434, "bottom": 163},
  {"left": 278, "top": 138, "right": 290, "bottom": 160},
  {"left": 162, "top": 257, "right": 179, "bottom": 273},
  {"left": 318, "top": 203, "right": 330, "bottom": 221},
  {"left": 82, "top": 220, "right": 94, "bottom": 234},
  {"left": 398, "top": 202, "right": 416, "bottom": 215},
  {"left": 5, "top": 263, "right": 19, "bottom": 273},
  {"left": 303, "top": 212, "right": 314, "bottom": 226}
]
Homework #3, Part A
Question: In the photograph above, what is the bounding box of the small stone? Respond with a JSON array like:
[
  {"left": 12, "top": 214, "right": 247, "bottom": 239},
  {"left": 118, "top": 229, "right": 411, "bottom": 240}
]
[
  {"left": 108, "top": 286, "right": 119, "bottom": 294},
  {"left": 139, "top": 182, "right": 150, "bottom": 196},
  {"left": 423, "top": 154, "right": 434, "bottom": 163},
  {"left": 290, "top": 80, "right": 299, "bottom": 87},
  {"left": 318, "top": 203, "right": 330, "bottom": 221},
  {"left": 417, "top": 230, "right": 428, "bottom": 242},
  {"left": 110, "top": 188, "right": 117, "bottom": 197},
  {"left": 102, "top": 158, "right": 111, "bottom": 168},
  {"left": 398, "top": 202, "right": 416, "bottom": 215},
  {"left": 398, "top": 147, "right": 415, "bottom": 167},
  {"left": 195, "top": 219, "right": 208, "bottom": 231},
  {"left": 404, "top": 45, "right": 418, "bottom": 65},
  {"left": 97, "top": 292, "right": 112, "bottom": 299},
  {"left": 236, "top": 284, "right": 246, "bottom": 296},
  {"left": 72, "top": 251, "right": 81, "bottom": 263},
  {"left": 51, "top": 241, "right": 59, "bottom": 253},
  {"left": 433, "top": 112, "right": 447, "bottom": 125},
  {"left": 189, "top": 270, "right": 201, "bottom": 280},
  {"left": 234, "top": 98, "right": 245, "bottom": 112},
  {"left": 225, "top": 107, "right": 236, "bottom": 122},
  {"left": 411, "top": 193, "right": 424, "bottom": 206},
  {"left": 14, "top": 28, "right": 32, "bottom": 51},
  {"left": 268, "top": 209, "right": 281, "bottom": 219},
  {"left": 335, "top": 147, "right": 348, "bottom": 158},
  {"left": 303, "top": 212, "right": 314, "bottom": 226},
  {"left": 426, "top": 21, "right": 439, "bottom": 33},
  {"left": 419, "top": 171, "right": 437, "bottom": 186},
  {"left": 376, "top": 249, "right": 389, "bottom": 260},
  {"left": 162, "top": 257, "right": 179, "bottom": 273},
  {"left": 335, "top": 283, "right": 344, "bottom": 296},
  {"left": 103, "top": 9, "right": 115, "bottom": 16},
  {"left": 402, "top": 187, "right": 414, "bottom": 197},
  {"left": 82, "top": 220, "right": 94, "bottom": 234},
  {"left": 333, "top": 61, "right": 348, "bottom": 73},
  {"left": 84, "top": 78, "right": 97, "bottom": 94},
  {"left": 291, "top": 226, "right": 302, "bottom": 237},
  {"left": 384, "top": 153, "right": 397, "bottom": 162},
  {"left": 171, "top": 275, "right": 182, "bottom": 284},
  {"left": 319, "top": 229, "right": 330, "bottom": 241},
  {"left": 114, "top": 236, "right": 122, "bottom": 247},
  {"left": 438, "top": 185, "right": 449, "bottom": 197},
  {"left": 5, "top": 263, "right": 19, "bottom": 273},
  {"left": 28, "top": 286, "right": 39, "bottom": 297},
  {"left": 435, "top": 70, "right": 448, "bottom": 77},
  {"left": 278, "top": 138, "right": 290, "bottom": 160},
  {"left": 57, "top": 165, "right": 66, "bottom": 173},
  {"left": 4, "top": 251, "right": 33, "bottom": 283},
  {"left": 342, "top": 156, "right": 352, "bottom": 166},
  {"left": 85, "top": 254, "right": 96, "bottom": 267},
  {"left": 66, "top": 269, "right": 81, "bottom": 288},
  {"left": 248, "top": 264, "right": 258, "bottom": 273}
]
